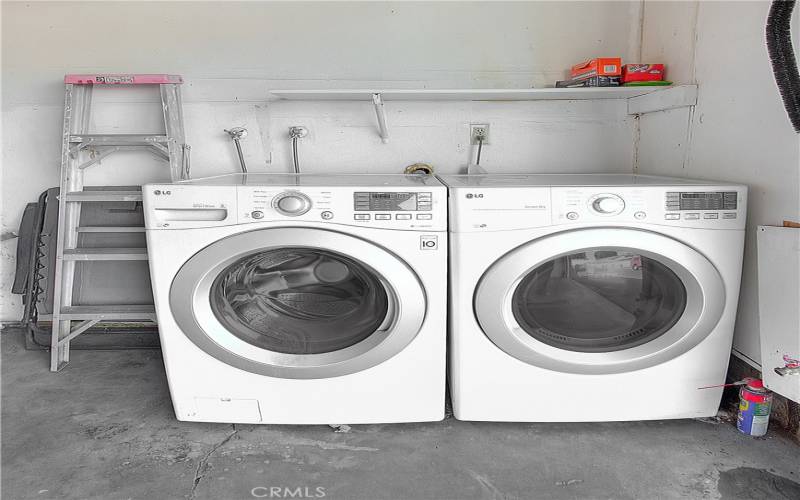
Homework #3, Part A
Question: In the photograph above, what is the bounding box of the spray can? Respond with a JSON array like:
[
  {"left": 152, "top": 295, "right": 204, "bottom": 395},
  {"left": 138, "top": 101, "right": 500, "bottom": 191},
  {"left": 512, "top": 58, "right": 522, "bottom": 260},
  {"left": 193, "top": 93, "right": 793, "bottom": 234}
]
[{"left": 737, "top": 379, "right": 773, "bottom": 437}]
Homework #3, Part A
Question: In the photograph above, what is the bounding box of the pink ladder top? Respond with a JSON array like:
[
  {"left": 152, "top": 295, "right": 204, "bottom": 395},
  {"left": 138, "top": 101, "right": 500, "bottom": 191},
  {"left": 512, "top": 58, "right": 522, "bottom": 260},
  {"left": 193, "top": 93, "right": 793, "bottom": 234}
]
[{"left": 64, "top": 74, "right": 183, "bottom": 85}]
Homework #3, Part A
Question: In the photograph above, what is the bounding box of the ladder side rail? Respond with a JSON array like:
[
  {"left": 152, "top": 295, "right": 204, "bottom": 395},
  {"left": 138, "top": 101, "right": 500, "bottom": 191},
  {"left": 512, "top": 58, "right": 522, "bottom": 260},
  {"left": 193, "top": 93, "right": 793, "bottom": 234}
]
[
  {"left": 50, "top": 83, "right": 75, "bottom": 371},
  {"left": 161, "top": 84, "right": 188, "bottom": 180},
  {"left": 50, "top": 84, "right": 92, "bottom": 371}
]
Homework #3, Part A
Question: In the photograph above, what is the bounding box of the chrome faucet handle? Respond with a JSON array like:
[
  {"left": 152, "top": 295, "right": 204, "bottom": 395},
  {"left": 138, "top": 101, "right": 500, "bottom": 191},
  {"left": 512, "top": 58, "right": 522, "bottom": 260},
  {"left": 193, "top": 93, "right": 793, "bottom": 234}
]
[{"left": 224, "top": 127, "right": 248, "bottom": 141}]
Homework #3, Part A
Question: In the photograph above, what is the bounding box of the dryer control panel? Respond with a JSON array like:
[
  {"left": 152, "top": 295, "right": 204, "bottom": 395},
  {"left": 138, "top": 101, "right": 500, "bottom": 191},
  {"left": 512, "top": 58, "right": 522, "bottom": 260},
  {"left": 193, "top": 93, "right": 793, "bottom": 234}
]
[
  {"left": 447, "top": 184, "right": 747, "bottom": 232},
  {"left": 551, "top": 185, "right": 747, "bottom": 230}
]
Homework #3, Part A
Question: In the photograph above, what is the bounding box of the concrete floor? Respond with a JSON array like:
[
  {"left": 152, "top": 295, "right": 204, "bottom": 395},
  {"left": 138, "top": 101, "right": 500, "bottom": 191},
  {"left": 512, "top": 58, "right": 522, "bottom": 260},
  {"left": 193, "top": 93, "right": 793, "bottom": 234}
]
[{"left": 2, "top": 329, "right": 799, "bottom": 500}]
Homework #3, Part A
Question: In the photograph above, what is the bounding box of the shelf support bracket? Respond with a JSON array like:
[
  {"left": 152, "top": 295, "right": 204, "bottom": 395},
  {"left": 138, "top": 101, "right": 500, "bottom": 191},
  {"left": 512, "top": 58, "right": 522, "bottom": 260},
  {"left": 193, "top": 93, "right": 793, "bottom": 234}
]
[
  {"left": 627, "top": 85, "right": 698, "bottom": 115},
  {"left": 372, "top": 93, "right": 389, "bottom": 143}
]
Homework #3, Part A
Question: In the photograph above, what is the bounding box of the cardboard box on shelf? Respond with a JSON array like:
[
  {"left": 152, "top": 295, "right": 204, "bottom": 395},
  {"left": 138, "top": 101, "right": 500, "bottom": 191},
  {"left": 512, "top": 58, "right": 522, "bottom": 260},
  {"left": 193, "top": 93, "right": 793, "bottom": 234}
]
[{"left": 570, "top": 57, "right": 622, "bottom": 79}]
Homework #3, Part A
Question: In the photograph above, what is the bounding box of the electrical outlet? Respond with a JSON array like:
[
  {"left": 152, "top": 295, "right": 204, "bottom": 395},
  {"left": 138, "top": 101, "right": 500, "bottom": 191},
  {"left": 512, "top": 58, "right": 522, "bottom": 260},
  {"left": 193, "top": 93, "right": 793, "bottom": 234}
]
[{"left": 470, "top": 124, "right": 490, "bottom": 145}]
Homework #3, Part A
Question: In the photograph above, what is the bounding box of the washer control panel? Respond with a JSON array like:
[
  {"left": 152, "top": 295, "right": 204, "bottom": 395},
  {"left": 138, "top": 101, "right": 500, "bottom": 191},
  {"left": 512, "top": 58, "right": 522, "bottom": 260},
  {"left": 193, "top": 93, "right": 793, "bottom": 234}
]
[
  {"left": 237, "top": 186, "right": 445, "bottom": 230},
  {"left": 144, "top": 183, "right": 446, "bottom": 230}
]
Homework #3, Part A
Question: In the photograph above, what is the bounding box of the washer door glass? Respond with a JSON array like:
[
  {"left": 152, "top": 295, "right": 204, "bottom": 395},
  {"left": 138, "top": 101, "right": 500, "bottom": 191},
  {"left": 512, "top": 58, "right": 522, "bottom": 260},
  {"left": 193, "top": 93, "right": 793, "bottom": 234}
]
[
  {"left": 170, "top": 227, "right": 426, "bottom": 379},
  {"left": 511, "top": 249, "right": 687, "bottom": 353},
  {"left": 210, "top": 248, "right": 389, "bottom": 355}
]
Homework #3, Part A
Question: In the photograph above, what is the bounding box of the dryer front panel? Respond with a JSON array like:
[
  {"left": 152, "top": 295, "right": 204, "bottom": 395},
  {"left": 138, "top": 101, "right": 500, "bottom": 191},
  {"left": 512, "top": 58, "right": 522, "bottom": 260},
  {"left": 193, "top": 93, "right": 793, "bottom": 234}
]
[
  {"left": 170, "top": 227, "right": 426, "bottom": 379},
  {"left": 474, "top": 228, "right": 726, "bottom": 374}
]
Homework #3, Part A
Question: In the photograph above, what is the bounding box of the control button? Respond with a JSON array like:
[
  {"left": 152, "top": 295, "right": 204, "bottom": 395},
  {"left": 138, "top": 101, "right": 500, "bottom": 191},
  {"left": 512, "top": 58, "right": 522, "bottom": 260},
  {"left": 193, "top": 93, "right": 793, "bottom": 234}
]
[
  {"left": 634, "top": 211, "right": 647, "bottom": 220},
  {"left": 396, "top": 214, "right": 412, "bottom": 220},
  {"left": 589, "top": 194, "right": 625, "bottom": 215},
  {"left": 417, "top": 192, "right": 432, "bottom": 199},
  {"left": 273, "top": 191, "right": 312, "bottom": 216},
  {"left": 320, "top": 211, "right": 334, "bottom": 220},
  {"left": 251, "top": 210, "right": 264, "bottom": 219},
  {"left": 416, "top": 214, "right": 433, "bottom": 220},
  {"left": 665, "top": 213, "right": 680, "bottom": 220},
  {"left": 566, "top": 212, "right": 579, "bottom": 220},
  {"left": 354, "top": 214, "right": 370, "bottom": 220},
  {"left": 723, "top": 213, "right": 737, "bottom": 219},
  {"left": 703, "top": 213, "right": 719, "bottom": 219},
  {"left": 375, "top": 214, "right": 391, "bottom": 220},
  {"left": 684, "top": 213, "right": 700, "bottom": 220}
]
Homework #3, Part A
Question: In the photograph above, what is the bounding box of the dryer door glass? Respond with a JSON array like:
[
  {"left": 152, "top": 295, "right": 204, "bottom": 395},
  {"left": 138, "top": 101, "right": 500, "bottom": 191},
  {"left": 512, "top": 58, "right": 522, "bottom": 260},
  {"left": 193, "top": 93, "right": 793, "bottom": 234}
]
[
  {"left": 210, "top": 248, "right": 389, "bottom": 355},
  {"left": 511, "top": 249, "right": 687, "bottom": 352}
]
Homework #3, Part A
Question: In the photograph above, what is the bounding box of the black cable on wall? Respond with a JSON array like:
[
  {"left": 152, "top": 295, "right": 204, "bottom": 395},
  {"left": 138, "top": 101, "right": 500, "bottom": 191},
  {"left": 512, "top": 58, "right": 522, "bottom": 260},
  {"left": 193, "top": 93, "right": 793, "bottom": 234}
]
[{"left": 766, "top": 0, "right": 800, "bottom": 132}]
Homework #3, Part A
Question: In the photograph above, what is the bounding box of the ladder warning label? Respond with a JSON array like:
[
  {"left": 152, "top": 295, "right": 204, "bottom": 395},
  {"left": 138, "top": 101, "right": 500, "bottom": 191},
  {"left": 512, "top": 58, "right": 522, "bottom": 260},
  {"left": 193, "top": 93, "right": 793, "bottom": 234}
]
[{"left": 95, "top": 75, "right": 135, "bottom": 84}]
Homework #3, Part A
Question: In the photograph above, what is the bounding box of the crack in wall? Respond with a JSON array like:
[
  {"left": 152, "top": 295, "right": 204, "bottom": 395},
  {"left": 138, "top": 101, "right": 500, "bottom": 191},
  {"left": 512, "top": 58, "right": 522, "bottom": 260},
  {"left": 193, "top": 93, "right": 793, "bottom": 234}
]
[{"left": 189, "top": 424, "right": 238, "bottom": 499}]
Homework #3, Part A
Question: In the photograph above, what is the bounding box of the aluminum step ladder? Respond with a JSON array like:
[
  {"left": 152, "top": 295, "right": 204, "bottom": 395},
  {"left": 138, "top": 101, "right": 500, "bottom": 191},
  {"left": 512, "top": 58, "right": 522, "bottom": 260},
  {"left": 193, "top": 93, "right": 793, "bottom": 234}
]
[{"left": 50, "top": 74, "right": 190, "bottom": 372}]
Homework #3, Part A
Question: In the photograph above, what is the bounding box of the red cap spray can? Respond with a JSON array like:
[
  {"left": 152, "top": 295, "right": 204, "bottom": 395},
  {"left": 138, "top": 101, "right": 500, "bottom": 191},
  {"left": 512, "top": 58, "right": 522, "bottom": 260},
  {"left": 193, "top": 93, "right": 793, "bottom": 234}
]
[{"left": 736, "top": 379, "right": 773, "bottom": 437}]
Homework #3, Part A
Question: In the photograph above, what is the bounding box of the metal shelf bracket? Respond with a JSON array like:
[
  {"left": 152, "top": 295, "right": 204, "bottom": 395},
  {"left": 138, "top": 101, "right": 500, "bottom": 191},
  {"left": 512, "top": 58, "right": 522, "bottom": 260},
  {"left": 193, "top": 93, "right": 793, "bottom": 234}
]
[{"left": 372, "top": 93, "right": 389, "bottom": 143}]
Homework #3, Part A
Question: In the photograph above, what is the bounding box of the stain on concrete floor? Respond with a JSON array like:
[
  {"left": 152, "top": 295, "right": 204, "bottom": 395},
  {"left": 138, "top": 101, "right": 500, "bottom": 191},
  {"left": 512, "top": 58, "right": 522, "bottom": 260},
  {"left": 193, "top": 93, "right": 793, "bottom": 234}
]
[
  {"left": 2, "top": 328, "right": 798, "bottom": 500},
  {"left": 718, "top": 467, "right": 800, "bottom": 499}
]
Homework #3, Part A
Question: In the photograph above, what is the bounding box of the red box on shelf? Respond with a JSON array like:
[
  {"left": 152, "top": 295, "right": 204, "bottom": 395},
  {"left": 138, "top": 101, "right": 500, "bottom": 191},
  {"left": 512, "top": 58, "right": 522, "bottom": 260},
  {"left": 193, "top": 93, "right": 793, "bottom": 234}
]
[
  {"left": 622, "top": 64, "right": 665, "bottom": 83},
  {"left": 570, "top": 58, "right": 622, "bottom": 79}
]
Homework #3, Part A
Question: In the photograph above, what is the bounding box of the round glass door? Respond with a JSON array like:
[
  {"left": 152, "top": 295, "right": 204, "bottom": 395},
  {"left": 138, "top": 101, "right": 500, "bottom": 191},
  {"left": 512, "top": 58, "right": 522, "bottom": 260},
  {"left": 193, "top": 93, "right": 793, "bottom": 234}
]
[
  {"left": 511, "top": 249, "right": 687, "bottom": 353},
  {"left": 210, "top": 248, "right": 390, "bottom": 355},
  {"left": 170, "top": 227, "right": 426, "bottom": 379},
  {"left": 474, "top": 228, "right": 726, "bottom": 374}
]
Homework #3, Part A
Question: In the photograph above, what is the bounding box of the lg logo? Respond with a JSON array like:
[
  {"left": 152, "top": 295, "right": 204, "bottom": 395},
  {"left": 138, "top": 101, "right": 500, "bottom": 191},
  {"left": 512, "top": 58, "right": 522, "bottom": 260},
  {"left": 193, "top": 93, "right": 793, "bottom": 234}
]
[
  {"left": 153, "top": 189, "right": 172, "bottom": 195},
  {"left": 465, "top": 193, "right": 484, "bottom": 199}
]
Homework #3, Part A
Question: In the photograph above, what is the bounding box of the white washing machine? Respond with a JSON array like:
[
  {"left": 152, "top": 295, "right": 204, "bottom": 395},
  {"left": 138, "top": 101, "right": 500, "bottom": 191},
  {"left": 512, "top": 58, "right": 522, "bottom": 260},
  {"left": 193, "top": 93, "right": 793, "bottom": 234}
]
[
  {"left": 143, "top": 173, "right": 447, "bottom": 424},
  {"left": 439, "top": 173, "right": 747, "bottom": 422}
]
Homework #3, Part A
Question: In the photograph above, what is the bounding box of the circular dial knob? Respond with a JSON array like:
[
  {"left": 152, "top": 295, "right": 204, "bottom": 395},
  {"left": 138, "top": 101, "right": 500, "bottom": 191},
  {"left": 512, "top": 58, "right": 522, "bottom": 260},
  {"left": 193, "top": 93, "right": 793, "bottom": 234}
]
[
  {"left": 590, "top": 194, "right": 625, "bottom": 215},
  {"left": 273, "top": 191, "right": 312, "bottom": 216}
]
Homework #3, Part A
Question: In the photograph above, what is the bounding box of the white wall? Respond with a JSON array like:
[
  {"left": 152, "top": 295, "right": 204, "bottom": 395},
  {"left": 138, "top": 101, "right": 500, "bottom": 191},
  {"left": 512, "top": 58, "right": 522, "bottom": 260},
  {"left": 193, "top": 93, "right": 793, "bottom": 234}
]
[
  {"left": 638, "top": 1, "right": 800, "bottom": 366},
  {"left": 0, "top": 1, "right": 641, "bottom": 321}
]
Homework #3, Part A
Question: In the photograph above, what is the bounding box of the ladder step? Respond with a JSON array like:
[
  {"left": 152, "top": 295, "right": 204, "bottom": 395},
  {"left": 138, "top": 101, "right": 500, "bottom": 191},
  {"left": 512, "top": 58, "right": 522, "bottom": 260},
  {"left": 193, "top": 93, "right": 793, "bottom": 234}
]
[
  {"left": 64, "top": 190, "right": 142, "bottom": 202},
  {"left": 63, "top": 248, "right": 148, "bottom": 261},
  {"left": 76, "top": 226, "right": 145, "bottom": 233},
  {"left": 59, "top": 305, "right": 156, "bottom": 320},
  {"left": 69, "top": 134, "right": 170, "bottom": 146}
]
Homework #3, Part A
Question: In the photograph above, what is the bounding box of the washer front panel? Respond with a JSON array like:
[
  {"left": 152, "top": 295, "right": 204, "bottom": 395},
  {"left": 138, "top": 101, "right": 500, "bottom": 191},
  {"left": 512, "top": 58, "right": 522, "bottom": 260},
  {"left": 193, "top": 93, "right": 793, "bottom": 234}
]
[
  {"left": 170, "top": 227, "right": 426, "bottom": 379},
  {"left": 474, "top": 228, "right": 726, "bottom": 374}
]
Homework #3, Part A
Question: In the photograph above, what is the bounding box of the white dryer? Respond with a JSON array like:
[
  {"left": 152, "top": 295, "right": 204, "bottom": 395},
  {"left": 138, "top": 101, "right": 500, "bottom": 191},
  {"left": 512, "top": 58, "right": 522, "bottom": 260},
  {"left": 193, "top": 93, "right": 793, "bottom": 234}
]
[
  {"left": 439, "top": 174, "right": 747, "bottom": 422},
  {"left": 144, "top": 173, "right": 447, "bottom": 424}
]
